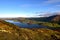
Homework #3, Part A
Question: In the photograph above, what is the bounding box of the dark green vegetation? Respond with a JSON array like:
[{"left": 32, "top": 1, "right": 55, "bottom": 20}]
[{"left": 0, "top": 20, "right": 60, "bottom": 40}]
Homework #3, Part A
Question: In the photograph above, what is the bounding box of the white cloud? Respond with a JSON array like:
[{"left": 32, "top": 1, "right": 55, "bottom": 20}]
[
  {"left": 44, "top": 0, "right": 60, "bottom": 4},
  {"left": 36, "top": 12, "right": 53, "bottom": 17},
  {"left": 0, "top": 13, "right": 29, "bottom": 18},
  {"left": 41, "top": 0, "right": 60, "bottom": 6},
  {"left": 56, "top": 5, "right": 60, "bottom": 7},
  {"left": 35, "top": 11, "right": 60, "bottom": 17},
  {"left": 0, "top": 13, "right": 42, "bottom": 18}
]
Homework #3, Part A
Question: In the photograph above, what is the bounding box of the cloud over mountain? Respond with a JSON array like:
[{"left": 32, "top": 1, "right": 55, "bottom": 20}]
[{"left": 35, "top": 11, "right": 60, "bottom": 17}]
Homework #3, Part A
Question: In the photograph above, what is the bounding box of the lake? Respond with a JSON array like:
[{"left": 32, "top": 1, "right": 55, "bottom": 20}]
[{"left": 5, "top": 20, "right": 48, "bottom": 28}]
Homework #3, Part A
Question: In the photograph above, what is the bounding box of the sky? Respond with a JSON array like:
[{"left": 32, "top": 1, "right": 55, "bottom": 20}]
[{"left": 0, "top": 0, "right": 60, "bottom": 18}]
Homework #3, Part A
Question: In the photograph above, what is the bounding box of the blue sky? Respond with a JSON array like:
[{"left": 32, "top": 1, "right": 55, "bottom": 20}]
[{"left": 0, "top": 0, "right": 60, "bottom": 17}]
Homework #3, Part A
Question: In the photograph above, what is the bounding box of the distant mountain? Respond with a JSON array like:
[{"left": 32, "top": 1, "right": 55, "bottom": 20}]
[
  {"left": 27, "top": 17, "right": 47, "bottom": 22},
  {"left": 28, "top": 15, "right": 60, "bottom": 23},
  {"left": 52, "top": 15, "right": 60, "bottom": 22},
  {"left": 42, "top": 15, "right": 60, "bottom": 22}
]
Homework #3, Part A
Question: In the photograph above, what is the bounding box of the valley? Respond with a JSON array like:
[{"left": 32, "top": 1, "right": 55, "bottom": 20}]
[
  {"left": 0, "top": 20, "right": 60, "bottom": 40},
  {"left": 0, "top": 0, "right": 60, "bottom": 40},
  {"left": 0, "top": 15, "right": 60, "bottom": 40}
]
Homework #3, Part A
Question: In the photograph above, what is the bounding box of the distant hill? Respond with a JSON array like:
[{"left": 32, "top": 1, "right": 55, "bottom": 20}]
[
  {"left": 51, "top": 15, "right": 60, "bottom": 23},
  {"left": 0, "top": 20, "right": 60, "bottom": 40},
  {"left": 28, "top": 15, "right": 60, "bottom": 23},
  {"left": 27, "top": 17, "right": 47, "bottom": 22}
]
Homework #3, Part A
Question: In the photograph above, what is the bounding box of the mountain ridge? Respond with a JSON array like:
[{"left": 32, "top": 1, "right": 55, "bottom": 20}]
[{"left": 27, "top": 14, "right": 60, "bottom": 23}]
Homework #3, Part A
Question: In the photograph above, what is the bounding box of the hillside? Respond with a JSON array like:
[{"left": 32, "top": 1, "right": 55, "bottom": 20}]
[
  {"left": 0, "top": 20, "right": 60, "bottom": 40},
  {"left": 27, "top": 15, "right": 60, "bottom": 22},
  {"left": 27, "top": 17, "right": 47, "bottom": 22},
  {"left": 52, "top": 15, "right": 60, "bottom": 24}
]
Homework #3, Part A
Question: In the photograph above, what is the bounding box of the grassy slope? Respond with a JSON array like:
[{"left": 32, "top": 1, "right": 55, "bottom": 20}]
[{"left": 0, "top": 20, "right": 60, "bottom": 40}]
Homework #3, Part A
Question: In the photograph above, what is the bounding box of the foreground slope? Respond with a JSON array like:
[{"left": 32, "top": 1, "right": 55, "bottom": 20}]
[{"left": 0, "top": 20, "right": 60, "bottom": 40}]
